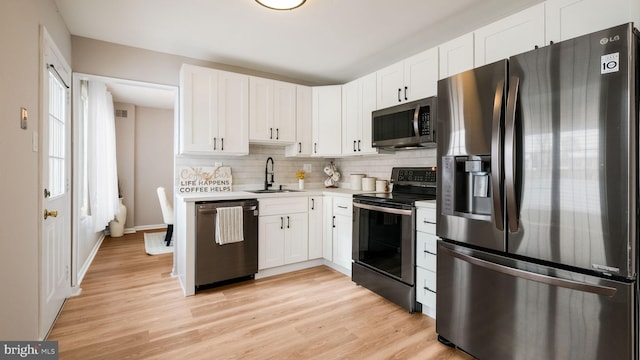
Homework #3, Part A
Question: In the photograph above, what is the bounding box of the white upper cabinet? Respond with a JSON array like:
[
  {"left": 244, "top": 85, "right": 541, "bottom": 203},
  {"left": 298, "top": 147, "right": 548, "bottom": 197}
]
[
  {"left": 474, "top": 3, "right": 545, "bottom": 66},
  {"left": 312, "top": 85, "right": 342, "bottom": 157},
  {"left": 285, "top": 85, "right": 313, "bottom": 157},
  {"left": 342, "top": 73, "right": 377, "bottom": 155},
  {"left": 376, "top": 62, "right": 404, "bottom": 108},
  {"left": 179, "top": 64, "right": 249, "bottom": 155},
  {"left": 546, "top": 0, "right": 638, "bottom": 43},
  {"left": 249, "top": 77, "right": 296, "bottom": 144},
  {"left": 439, "top": 32, "right": 475, "bottom": 79},
  {"left": 404, "top": 47, "right": 439, "bottom": 101},
  {"left": 377, "top": 47, "right": 438, "bottom": 109}
]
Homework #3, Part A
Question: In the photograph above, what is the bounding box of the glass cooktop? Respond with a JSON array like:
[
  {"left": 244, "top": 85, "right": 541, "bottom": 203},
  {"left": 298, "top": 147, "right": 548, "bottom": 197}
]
[{"left": 353, "top": 167, "right": 436, "bottom": 207}]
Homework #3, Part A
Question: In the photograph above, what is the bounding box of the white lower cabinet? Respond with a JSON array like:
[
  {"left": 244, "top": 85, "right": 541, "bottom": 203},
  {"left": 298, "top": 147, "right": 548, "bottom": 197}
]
[
  {"left": 415, "top": 202, "right": 437, "bottom": 318},
  {"left": 258, "top": 197, "right": 308, "bottom": 270},
  {"left": 308, "top": 196, "right": 323, "bottom": 259},
  {"left": 331, "top": 197, "right": 353, "bottom": 271},
  {"left": 322, "top": 196, "right": 333, "bottom": 261}
]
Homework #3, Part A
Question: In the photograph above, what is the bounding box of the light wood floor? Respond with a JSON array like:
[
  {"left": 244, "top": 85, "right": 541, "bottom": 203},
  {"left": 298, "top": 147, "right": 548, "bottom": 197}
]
[{"left": 48, "top": 231, "right": 473, "bottom": 360}]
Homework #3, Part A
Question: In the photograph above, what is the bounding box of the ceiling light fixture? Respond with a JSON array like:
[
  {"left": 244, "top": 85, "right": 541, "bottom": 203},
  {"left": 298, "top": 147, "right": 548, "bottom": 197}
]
[{"left": 255, "top": 0, "right": 306, "bottom": 10}]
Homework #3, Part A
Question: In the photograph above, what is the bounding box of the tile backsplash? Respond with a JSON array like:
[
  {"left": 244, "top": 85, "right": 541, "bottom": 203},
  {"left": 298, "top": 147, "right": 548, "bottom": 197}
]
[
  {"left": 333, "top": 148, "right": 437, "bottom": 186},
  {"left": 175, "top": 145, "right": 437, "bottom": 191},
  {"left": 175, "top": 145, "right": 327, "bottom": 190}
]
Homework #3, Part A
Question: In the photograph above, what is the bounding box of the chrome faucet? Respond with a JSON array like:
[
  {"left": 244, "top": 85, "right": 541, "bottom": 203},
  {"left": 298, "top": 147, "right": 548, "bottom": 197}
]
[{"left": 264, "top": 157, "right": 275, "bottom": 190}]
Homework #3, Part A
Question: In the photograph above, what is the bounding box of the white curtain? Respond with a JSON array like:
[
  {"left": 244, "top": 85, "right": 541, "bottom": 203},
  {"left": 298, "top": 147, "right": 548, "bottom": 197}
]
[{"left": 87, "top": 81, "right": 120, "bottom": 232}]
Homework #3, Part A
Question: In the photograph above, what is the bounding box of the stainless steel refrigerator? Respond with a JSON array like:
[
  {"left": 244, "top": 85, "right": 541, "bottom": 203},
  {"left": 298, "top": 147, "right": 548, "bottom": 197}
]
[{"left": 436, "top": 23, "right": 639, "bottom": 360}]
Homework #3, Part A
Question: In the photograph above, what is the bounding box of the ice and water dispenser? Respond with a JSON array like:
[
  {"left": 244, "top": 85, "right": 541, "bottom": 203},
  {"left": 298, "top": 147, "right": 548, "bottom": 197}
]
[{"left": 441, "top": 155, "right": 493, "bottom": 220}]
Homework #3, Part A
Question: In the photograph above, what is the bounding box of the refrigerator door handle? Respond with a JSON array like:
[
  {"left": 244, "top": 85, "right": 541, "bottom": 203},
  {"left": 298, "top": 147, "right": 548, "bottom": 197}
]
[
  {"left": 491, "top": 80, "right": 505, "bottom": 231},
  {"left": 505, "top": 76, "right": 520, "bottom": 233},
  {"left": 441, "top": 246, "right": 617, "bottom": 297}
]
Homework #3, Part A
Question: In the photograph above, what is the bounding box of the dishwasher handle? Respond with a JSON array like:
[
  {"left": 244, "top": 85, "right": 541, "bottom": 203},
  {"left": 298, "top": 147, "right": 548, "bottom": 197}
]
[{"left": 197, "top": 204, "right": 258, "bottom": 214}]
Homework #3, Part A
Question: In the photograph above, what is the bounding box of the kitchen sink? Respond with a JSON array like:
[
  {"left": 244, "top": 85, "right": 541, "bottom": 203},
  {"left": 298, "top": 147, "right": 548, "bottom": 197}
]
[{"left": 248, "top": 189, "right": 303, "bottom": 193}]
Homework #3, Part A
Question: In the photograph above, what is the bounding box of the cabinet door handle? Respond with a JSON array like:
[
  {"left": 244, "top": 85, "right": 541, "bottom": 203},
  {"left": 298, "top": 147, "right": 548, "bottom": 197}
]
[
  {"left": 311, "top": 198, "right": 315, "bottom": 210},
  {"left": 314, "top": 143, "right": 317, "bottom": 153},
  {"left": 423, "top": 220, "right": 436, "bottom": 224},
  {"left": 353, "top": 140, "right": 357, "bottom": 152},
  {"left": 270, "top": 128, "right": 273, "bottom": 139},
  {"left": 357, "top": 140, "right": 361, "bottom": 151},
  {"left": 338, "top": 205, "right": 348, "bottom": 209},
  {"left": 298, "top": 142, "right": 302, "bottom": 153},
  {"left": 287, "top": 216, "right": 290, "bottom": 228},
  {"left": 424, "top": 287, "right": 436, "bottom": 294},
  {"left": 404, "top": 86, "right": 408, "bottom": 100},
  {"left": 398, "top": 88, "right": 402, "bottom": 102},
  {"left": 424, "top": 250, "right": 437, "bottom": 256},
  {"left": 213, "top": 137, "right": 217, "bottom": 150},
  {"left": 280, "top": 217, "right": 284, "bottom": 230},
  {"left": 332, "top": 215, "right": 336, "bottom": 228},
  {"left": 221, "top": 138, "right": 224, "bottom": 151},
  {"left": 276, "top": 128, "right": 279, "bottom": 140}
]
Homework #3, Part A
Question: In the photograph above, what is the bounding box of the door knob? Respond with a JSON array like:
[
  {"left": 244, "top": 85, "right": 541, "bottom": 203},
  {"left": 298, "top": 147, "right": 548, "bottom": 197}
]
[{"left": 44, "top": 209, "right": 58, "bottom": 220}]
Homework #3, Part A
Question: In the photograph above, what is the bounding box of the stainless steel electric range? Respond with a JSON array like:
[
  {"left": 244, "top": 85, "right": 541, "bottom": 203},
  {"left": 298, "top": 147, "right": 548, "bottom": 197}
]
[{"left": 352, "top": 167, "right": 436, "bottom": 312}]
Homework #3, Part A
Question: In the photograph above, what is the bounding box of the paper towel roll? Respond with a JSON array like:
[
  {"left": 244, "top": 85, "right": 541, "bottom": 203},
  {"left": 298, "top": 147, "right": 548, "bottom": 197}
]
[{"left": 362, "top": 177, "right": 376, "bottom": 191}]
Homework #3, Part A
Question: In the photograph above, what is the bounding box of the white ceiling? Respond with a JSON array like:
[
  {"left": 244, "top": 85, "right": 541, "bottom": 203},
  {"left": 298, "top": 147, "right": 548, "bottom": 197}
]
[
  {"left": 55, "top": 0, "right": 542, "bottom": 86},
  {"left": 107, "top": 81, "right": 176, "bottom": 110}
]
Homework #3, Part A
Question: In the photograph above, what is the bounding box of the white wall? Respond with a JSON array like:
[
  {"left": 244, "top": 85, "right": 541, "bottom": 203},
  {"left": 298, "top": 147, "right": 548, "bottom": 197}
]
[
  {"left": 114, "top": 103, "right": 136, "bottom": 229},
  {"left": 0, "top": 0, "right": 71, "bottom": 340},
  {"left": 135, "top": 106, "right": 174, "bottom": 227},
  {"left": 71, "top": 36, "right": 315, "bottom": 88}
]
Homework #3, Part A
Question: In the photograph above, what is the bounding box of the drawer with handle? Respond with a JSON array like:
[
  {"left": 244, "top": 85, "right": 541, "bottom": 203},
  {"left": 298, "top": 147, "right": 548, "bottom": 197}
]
[
  {"left": 416, "top": 231, "right": 437, "bottom": 270},
  {"left": 416, "top": 207, "right": 436, "bottom": 234},
  {"left": 416, "top": 266, "right": 436, "bottom": 308}
]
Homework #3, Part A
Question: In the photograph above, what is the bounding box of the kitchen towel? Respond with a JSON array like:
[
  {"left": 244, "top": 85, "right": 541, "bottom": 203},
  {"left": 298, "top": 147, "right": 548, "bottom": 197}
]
[{"left": 215, "top": 206, "right": 244, "bottom": 245}]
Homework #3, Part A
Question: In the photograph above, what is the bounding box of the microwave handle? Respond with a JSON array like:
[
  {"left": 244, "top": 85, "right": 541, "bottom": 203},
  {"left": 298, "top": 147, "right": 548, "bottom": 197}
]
[{"left": 412, "top": 103, "right": 420, "bottom": 140}]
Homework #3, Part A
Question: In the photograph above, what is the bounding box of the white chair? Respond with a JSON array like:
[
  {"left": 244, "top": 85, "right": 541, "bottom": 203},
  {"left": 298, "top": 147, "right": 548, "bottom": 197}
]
[{"left": 156, "top": 187, "right": 174, "bottom": 246}]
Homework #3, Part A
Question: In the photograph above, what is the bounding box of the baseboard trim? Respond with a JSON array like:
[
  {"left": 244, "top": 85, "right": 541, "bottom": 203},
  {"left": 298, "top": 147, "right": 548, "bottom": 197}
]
[
  {"left": 255, "top": 259, "right": 325, "bottom": 279},
  {"left": 322, "top": 260, "right": 351, "bottom": 277},
  {"left": 76, "top": 232, "right": 105, "bottom": 286},
  {"left": 135, "top": 224, "right": 167, "bottom": 231}
]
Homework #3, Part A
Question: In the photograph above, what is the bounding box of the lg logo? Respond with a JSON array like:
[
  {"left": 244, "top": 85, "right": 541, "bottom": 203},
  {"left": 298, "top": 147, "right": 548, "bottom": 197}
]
[{"left": 600, "top": 35, "right": 621, "bottom": 45}]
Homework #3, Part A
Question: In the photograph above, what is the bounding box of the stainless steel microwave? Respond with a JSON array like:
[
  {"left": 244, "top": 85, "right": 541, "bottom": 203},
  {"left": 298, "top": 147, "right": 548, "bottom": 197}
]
[{"left": 371, "top": 97, "right": 436, "bottom": 149}]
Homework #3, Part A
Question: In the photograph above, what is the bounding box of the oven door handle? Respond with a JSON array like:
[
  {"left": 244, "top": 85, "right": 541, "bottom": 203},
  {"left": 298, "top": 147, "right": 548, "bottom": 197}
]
[{"left": 353, "top": 202, "right": 412, "bottom": 216}]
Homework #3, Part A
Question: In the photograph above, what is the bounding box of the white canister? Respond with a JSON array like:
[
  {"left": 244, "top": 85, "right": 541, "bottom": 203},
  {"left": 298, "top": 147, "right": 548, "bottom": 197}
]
[
  {"left": 351, "top": 174, "right": 365, "bottom": 190},
  {"left": 362, "top": 177, "right": 376, "bottom": 191},
  {"left": 376, "top": 180, "right": 389, "bottom": 192}
]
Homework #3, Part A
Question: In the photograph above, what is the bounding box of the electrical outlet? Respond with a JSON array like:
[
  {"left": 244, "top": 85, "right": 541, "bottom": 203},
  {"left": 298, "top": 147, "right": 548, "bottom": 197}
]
[{"left": 303, "top": 164, "right": 312, "bottom": 173}]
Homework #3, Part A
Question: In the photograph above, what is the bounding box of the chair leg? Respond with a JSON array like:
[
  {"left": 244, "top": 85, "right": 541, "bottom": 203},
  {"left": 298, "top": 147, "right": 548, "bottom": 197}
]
[{"left": 164, "top": 224, "right": 173, "bottom": 246}]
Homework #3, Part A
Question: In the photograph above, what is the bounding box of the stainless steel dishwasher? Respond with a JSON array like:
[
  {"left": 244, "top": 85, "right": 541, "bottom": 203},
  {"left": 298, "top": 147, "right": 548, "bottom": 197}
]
[{"left": 195, "top": 199, "right": 259, "bottom": 289}]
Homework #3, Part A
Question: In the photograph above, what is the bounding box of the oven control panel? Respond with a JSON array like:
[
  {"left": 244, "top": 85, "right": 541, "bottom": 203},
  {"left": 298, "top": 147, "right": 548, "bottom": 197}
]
[{"left": 392, "top": 167, "right": 437, "bottom": 185}]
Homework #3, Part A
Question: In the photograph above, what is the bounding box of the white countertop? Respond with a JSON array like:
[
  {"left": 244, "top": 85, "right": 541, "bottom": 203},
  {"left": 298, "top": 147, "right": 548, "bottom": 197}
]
[
  {"left": 176, "top": 187, "right": 378, "bottom": 202},
  {"left": 415, "top": 200, "right": 436, "bottom": 208}
]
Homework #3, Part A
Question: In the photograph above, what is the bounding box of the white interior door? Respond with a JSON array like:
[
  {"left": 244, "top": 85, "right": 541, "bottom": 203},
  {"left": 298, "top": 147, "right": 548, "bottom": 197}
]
[{"left": 40, "top": 28, "right": 71, "bottom": 339}]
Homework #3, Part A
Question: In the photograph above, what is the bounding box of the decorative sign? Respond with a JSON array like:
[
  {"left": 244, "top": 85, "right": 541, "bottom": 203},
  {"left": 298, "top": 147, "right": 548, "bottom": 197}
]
[{"left": 178, "top": 166, "right": 232, "bottom": 193}]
